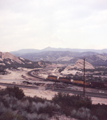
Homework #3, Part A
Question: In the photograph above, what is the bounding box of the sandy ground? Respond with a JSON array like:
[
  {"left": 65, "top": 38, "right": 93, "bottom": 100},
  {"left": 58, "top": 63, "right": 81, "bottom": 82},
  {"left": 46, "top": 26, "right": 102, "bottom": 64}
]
[
  {"left": 23, "top": 88, "right": 58, "bottom": 100},
  {"left": 91, "top": 97, "right": 107, "bottom": 105},
  {"left": 61, "top": 69, "right": 81, "bottom": 76}
]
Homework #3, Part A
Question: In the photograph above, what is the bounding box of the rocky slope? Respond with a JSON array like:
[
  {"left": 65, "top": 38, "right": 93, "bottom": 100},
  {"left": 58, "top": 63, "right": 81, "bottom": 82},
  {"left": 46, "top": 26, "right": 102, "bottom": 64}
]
[
  {"left": 0, "top": 52, "right": 50, "bottom": 69},
  {"left": 74, "top": 59, "right": 95, "bottom": 70},
  {"left": 0, "top": 52, "right": 24, "bottom": 64}
]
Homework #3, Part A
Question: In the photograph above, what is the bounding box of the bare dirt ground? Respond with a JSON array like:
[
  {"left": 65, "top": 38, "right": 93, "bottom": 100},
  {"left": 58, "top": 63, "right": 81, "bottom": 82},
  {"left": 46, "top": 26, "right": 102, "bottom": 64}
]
[
  {"left": 0, "top": 68, "right": 107, "bottom": 105},
  {"left": 0, "top": 67, "right": 37, "bottom": 81},
  {"left": 0, "top": 84, "right": 107, "bottom": 105}
]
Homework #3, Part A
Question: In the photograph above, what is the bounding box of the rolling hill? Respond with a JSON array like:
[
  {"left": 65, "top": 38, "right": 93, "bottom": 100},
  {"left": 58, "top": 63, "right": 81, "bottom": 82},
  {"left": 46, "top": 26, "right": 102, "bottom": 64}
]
[
  {"left": 0, "top": 52, "right": 51, "bottom": 69},
  {"left": 8, "top": 47, "right": 107, "bottom": 66}
]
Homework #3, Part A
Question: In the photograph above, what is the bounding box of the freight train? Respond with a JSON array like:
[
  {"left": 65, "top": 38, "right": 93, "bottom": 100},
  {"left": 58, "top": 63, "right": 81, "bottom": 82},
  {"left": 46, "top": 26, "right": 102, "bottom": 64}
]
[{"left": 46, "top": 75, "right": 107, "bottom": 89}]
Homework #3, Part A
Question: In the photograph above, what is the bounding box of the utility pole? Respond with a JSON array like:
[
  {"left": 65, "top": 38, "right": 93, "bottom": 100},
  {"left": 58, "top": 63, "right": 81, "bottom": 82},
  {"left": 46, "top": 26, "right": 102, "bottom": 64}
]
[{"left": 83, "top": 58, "right": 86, "bottom": 97}]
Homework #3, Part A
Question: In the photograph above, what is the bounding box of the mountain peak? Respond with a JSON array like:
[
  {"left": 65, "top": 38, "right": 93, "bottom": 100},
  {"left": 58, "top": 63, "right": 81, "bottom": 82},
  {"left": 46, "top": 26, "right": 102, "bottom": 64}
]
[{"left": 42, "top": 47, "right": 55, "bottom": 51}]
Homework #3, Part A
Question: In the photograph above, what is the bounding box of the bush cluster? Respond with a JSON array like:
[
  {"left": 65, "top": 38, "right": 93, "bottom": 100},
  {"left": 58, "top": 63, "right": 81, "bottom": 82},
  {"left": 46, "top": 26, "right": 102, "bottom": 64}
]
[
  {"left": 71, "top": 107, "right": 98, "bottom": 120},
  {"left": 52, "top": 92, "right": 107, "bottom": 120},
  {"left": 0, "top": 86, "right": 25, "bottom": 100},
  {"left": 0, "top": 87, "right": 107, "bottom": 120},
  {"left": 52, "top": 92, "right": 92, "bottom": 115},
  {"left": 91, "top": 104, "right": 107, "bottom": 120},
  {"left": 0, "top": 87, "right": 60, "bottom": 120}
]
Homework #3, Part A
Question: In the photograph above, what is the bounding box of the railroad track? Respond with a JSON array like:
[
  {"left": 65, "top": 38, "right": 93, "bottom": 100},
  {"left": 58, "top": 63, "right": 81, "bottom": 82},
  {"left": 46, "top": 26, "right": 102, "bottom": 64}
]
[
  {"left": 0, "top": 82, "right": 38, "bottom": 89},
  {"left": 0, "top": 82, "right": 107, "bottom": 99},
  {"left": 53, "top": 88, "right": 107, "bottom": 98},
  {"left": 27, "top": 70, "right": 44, "bottom": 80}
]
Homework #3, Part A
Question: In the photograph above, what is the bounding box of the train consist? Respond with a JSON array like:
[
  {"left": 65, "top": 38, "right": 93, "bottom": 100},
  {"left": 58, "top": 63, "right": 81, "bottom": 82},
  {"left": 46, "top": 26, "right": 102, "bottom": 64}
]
[
  {"left": 47, "top": 75, "right": 71, "bottom": 83},
  {"left": 46, "top": 75, "right": 107, "bottom": 89}
]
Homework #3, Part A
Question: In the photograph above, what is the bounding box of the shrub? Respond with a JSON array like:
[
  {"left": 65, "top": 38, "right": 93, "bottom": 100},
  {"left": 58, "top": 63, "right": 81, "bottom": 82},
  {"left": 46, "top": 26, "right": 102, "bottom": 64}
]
[
  {"left": 0, "top": 89, "right": 8, "bottom": 96},
  {"left": 5, "top": 86, "right": 25, "bottom": 100},
  {"left": 0, "top": 95, "right": 10, "bottom": 108},
  {"left": 0, "top": 110, "right": 14, "bottom": 120},
  {"left": 0, "top": 110, "right": 27, "bottom": 120},
  {"left": 75, "top": 107, "right": 91, "bottom": 119},
  {"left": 52, "top": 92, "right": 92, "bottom": 108},
  {"left": 91, "top": 104, "right": 107, "bottom": 120},
  {"left": 38, "top": 102, "right": 60, "bottom": 117},
  {"left": 22, "top": 96, "right": 46, "bottom": 103},
  {"left": 71, "top": 107, "right": 98, "bottom": 120},
  {"left": 26, "top": 101, "right": 60, "bottom": 116},
  {"left": 0, "top": 102, "right": 6, "bottom": 114},
  {"left": 23, "top": 112, "right": 49, "bottom": 120}
]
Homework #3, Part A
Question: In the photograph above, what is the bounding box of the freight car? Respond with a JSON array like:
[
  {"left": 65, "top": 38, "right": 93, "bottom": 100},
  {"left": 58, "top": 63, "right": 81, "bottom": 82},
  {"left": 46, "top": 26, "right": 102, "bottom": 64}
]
[
  {"left": 58, "top": 77, "right": 71, "bottom": 83},
  {"left": 46, "top": 75, "right": 107, "bottom": 89},
  {"left": 72, "top": 80, "right": 89, "bottom": 86},
  {"left": 46, "top": 75, "right": 57, "bottom": 81},
  {"left": 90, "top": 82, "right": 107, "bottom": 88}
]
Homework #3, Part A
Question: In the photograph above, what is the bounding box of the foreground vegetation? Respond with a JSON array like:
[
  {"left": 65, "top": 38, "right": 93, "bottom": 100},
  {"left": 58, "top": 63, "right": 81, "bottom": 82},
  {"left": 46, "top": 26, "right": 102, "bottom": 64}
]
[{"left": 0, "top": 86, "right": 107, "bottom": 120}]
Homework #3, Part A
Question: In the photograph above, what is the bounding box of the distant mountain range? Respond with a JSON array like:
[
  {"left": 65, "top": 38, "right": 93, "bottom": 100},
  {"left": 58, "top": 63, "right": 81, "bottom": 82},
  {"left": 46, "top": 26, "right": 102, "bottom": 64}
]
[
  {"left": 0, "top": 47, "right": 107, "bottom": 69},
  {"left": 10, "top": 47, "right": 107, "bottom": 66},
  {"left": 11, "top": 47, "right": 107, "bottom": 55}
]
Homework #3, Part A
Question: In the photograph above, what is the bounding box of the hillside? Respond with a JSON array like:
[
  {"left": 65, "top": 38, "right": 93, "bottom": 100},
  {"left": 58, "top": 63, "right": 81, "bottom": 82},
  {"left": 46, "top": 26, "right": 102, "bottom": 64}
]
[
  {"left": 10, "top": 49, "right": 107, "bottom": 66},
  {"left": 74, "top": 59, "right": 95, "bottom": 69},
  {"left": 0, "top": 52, "right": 50, "bottom": 69}
]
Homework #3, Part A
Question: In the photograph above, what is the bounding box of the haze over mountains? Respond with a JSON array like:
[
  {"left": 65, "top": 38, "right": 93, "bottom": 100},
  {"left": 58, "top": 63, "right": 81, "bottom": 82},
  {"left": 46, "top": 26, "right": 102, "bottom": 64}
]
[
  {"left": 10, "top": 47, "right": 107, "bottom": 66},
  {"left": 11, "top": 47, "right": 107, "bottom": 55},
  {"left": 0, "top": 47, "right": 107, "bottom": 69}
]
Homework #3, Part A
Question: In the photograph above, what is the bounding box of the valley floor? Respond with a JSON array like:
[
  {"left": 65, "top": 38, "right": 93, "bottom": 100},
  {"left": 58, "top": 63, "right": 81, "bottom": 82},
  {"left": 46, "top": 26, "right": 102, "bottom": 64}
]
[
  {"left": 0, "top": 83, "right": 107, "bottom": 105},
  {"left": 0, "top": 67, "right": 107, "bottom": 105}
]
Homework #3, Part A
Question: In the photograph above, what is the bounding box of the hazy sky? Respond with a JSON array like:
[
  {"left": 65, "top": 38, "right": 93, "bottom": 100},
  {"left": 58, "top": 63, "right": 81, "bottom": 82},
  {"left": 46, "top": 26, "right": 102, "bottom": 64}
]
[{"left": 0, "top": 0, "right": 107, "bottom": 52}]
